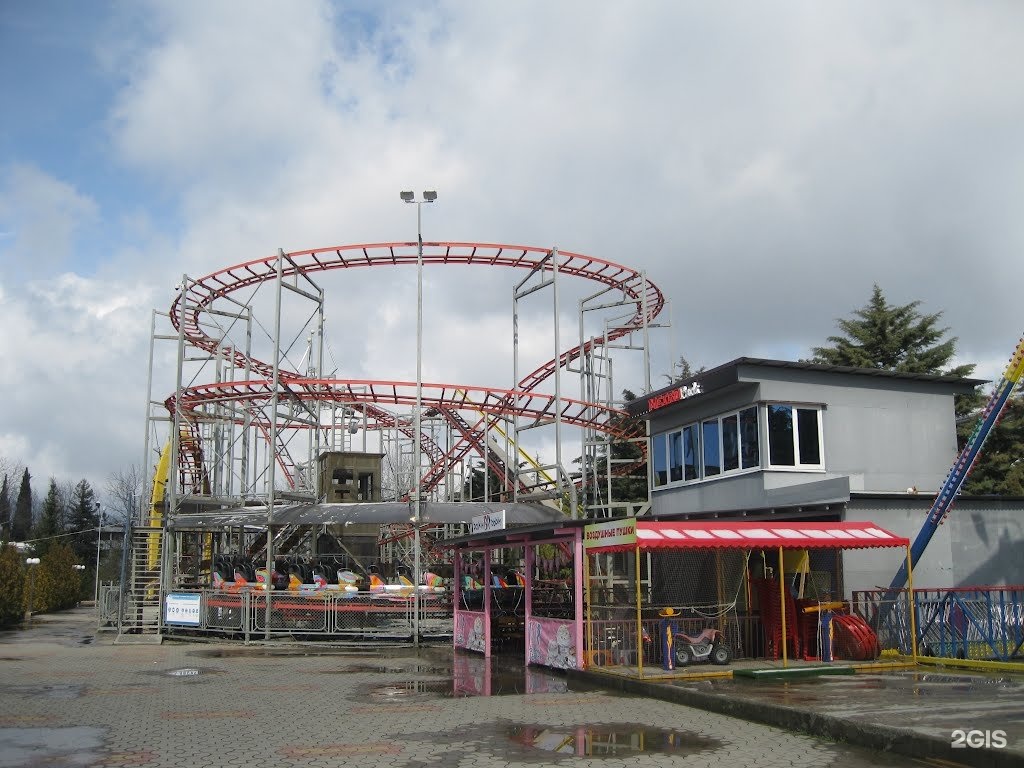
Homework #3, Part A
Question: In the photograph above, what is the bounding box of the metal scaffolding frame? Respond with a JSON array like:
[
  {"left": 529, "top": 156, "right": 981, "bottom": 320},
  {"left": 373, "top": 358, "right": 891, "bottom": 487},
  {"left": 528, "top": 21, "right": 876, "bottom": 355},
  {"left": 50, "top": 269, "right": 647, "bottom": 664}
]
[{"left": 129, "top": 241, "right": 667, "bottom": 638}]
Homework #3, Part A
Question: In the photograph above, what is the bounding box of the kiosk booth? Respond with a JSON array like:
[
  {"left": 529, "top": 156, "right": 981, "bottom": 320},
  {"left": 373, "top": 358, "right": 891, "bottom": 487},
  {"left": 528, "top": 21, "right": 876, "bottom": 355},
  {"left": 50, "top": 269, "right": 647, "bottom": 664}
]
[
  {"left": 448, "top": 520, "right": 587, "bottom": 670},
  {"left": 582, "top": 517, "right": 915, "bottom": 678},
  {"left": 446, "top": 516, "right": 915, "bottom": 678}
]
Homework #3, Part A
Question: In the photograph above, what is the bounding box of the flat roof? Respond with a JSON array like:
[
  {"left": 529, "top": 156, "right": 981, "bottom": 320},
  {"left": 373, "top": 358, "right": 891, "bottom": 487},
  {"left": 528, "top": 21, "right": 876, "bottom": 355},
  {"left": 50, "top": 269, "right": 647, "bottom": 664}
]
[
  {"left": 628, "top": 356, "right": 986, "bottom": 417},
  {"left": 168, "top": 501, "right": 566, "bottom": 530}
]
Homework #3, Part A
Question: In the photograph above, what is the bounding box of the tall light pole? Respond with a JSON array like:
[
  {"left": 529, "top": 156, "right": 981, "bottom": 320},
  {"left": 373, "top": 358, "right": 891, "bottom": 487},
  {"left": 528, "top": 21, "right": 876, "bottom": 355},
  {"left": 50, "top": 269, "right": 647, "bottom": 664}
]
[
  {"left": 73, "top": 564, "right": 86, "bottom": 608},
  {"left": 400, "top": 189, "right": 437, "bottom": 647},
  {"left": 93, "top": 503, "right": 103, "bottom": 607},
  {"left": 25, "top": 557, "right": 40, "bottom": 623}
]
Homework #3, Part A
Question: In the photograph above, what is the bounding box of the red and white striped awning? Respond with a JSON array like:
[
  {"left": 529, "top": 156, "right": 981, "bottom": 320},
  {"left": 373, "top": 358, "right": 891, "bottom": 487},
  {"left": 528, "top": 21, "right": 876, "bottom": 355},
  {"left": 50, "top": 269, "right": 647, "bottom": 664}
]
[{"left": 589, "top": 520, "right": 908, "bottom": 553}]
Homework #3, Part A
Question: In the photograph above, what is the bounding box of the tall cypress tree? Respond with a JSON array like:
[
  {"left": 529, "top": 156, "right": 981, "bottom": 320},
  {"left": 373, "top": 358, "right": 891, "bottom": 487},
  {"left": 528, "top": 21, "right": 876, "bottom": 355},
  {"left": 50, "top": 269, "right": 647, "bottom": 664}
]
[
  {"left": 0, "top": 475, "right": 11, "bottom": 542},
  {"left": 12, "top": 469, "right": 33, "bottom": 543}
]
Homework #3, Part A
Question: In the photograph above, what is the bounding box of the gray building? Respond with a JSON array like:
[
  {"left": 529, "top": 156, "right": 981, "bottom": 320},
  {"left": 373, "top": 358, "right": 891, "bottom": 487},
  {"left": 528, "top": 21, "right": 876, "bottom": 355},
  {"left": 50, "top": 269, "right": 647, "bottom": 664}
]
[{"left": 626, "top": 358, "right": 1024, "bottom": 595}]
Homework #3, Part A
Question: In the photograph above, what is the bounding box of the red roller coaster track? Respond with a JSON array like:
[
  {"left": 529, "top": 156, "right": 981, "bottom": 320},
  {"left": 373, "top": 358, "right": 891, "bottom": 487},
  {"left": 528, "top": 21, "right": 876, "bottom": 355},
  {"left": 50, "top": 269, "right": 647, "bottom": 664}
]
[{"left": 166, "top": 242, "right": 665, "bottom": 500}]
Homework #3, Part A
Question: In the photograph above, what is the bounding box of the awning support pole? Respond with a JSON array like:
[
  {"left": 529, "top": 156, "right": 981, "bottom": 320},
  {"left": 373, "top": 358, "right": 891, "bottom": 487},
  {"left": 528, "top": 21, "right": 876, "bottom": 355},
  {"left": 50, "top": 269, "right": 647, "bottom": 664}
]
[
  {"left": 583, "top": 542, "right": 592, "bottom": 668},
  {"left": 483, "top": 549, "right": 492, "bottom": 658},
  {"left": 635, "top": 545, "right": 644, "bottom": 677},
  {"left": 778, "top": 546, "right": 788, "bottom": 668}
]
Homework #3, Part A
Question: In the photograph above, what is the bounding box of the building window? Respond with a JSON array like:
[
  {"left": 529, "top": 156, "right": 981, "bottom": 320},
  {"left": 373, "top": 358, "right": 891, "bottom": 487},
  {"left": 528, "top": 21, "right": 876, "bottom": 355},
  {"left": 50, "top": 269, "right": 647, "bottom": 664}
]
[
  {"left": 683, "top": 423, "right": 699, "bottom": 480},
  {"left": 797, "top": 408, "right": 822, "bottom": 465},
  {"left": 702, "top": 419, "right": 721, "bottom": 477},
  {"left": 722, "top": 413, "right": 739, "bottom": 472},
  {"left": 767, "top": 404, "right": 823, "bottom": 468},
  {"left": 740, "top": 406, "right": 759, "bottom": 469},
  {"left": 653, "top": 404, "right": 764, "bottom": 487},
  {"left": 653, "top": 402, "right": 822, "bottom": 488},
  {"left": 653, "top": 433, "right": 668, "bottom": 487},
  {"left": 669, "top": 430, "right": 683, "bottom": 482}
]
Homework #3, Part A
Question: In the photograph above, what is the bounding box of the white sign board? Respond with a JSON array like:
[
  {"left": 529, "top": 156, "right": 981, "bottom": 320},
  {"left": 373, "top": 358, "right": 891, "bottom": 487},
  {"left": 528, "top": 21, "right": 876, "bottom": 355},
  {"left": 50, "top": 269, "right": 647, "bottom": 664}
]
[
  {"left": 470, "top": 510, "right": 506, "bottom": 535},
  {"left": 164, "top": 593, "right": 202, "bottom": 626}
]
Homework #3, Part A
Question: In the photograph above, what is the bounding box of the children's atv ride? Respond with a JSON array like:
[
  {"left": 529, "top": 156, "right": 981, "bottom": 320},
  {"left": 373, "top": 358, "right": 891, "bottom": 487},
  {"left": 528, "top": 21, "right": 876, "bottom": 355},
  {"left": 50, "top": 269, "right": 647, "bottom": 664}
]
[{"left": 674, "top": 628, "right": 732, "bottom": 666}]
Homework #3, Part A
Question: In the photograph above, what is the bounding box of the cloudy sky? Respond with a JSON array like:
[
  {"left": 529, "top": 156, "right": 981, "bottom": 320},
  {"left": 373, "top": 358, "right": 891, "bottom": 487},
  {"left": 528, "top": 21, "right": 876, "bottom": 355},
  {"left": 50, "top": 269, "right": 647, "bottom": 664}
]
[{"left": 1, "top": 1, "right": 1022, "bottom": 500}]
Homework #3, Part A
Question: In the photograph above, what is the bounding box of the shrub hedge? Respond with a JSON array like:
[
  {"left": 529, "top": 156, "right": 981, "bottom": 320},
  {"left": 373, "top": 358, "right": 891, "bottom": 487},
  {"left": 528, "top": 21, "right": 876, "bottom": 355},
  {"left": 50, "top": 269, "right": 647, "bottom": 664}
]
[{"left": 0, "top": 543, "right": 87, "bottom": 627}]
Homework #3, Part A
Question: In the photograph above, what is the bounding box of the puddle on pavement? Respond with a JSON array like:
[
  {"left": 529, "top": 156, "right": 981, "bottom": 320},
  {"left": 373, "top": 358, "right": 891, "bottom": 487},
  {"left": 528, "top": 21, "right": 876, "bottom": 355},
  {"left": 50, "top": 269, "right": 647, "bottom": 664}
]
[
  {"left": 2, "top": 684, "right": 85, "bottom": 700},
  {"left": 391, "top": 719, "right": 723, "bottom": 763},
  {"left": 0, "top": 726, "right": 105, "bottom": 766},
  {"left": 507, "top": 723, "right": 721, "bottom": 757},
  {"left": 363, "top": 680, "right": 452, "bottom": 699},
  {"left": 322, "top": 663, "right": 453, "bottom": 675},
  {"left": 830, "top": 671, "right": 1022, "bottom": 699},
  {"left": 0, "top": 617, "right": 99, "bottom": 649},
  {"left": 346, "top": 656, "right": 604, "bottom": 699},
  {"left": 188, "top": 646, "right": 431, "bottom": 659}
]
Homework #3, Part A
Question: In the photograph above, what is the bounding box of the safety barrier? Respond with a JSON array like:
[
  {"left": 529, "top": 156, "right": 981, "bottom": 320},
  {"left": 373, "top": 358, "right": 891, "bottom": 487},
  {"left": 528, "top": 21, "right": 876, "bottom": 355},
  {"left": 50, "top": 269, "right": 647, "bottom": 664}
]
[
  {"left": 115, "top": 588, "right": 454, "bottom": 642},
  {"left": 852, "top": 585, "right": 1024, "bottom": 661}
]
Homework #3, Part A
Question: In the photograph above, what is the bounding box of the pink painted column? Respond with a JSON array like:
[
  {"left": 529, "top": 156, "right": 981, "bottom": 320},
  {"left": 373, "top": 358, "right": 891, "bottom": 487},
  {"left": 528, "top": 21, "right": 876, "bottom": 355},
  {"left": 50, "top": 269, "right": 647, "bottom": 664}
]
[
  {"left": 573, "top": 530, "right": 585, "bottom": 669},
  {"left": 524, "top": 543, "right": 535, "bottom": 665},
  {"left": 483, "top": 549, "right": 492, "bottom": 658}
]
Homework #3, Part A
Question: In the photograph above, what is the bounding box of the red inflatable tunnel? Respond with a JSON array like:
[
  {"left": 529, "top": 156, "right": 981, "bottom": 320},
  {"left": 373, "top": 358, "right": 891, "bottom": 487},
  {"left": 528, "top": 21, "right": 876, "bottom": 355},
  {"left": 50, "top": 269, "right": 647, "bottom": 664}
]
[{"left": 831, "top": 614, "right": 881, "bottom": 660}]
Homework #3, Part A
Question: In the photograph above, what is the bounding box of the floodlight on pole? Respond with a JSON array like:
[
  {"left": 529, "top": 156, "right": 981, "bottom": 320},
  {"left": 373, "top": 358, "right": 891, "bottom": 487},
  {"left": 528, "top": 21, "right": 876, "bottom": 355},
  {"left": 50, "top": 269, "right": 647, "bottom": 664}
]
[
  {"left": 400, "top": 189, "right": 437, "bottom": 647},
  {"left": 25, "top": 557, "right": 40, "bottom": 623}
]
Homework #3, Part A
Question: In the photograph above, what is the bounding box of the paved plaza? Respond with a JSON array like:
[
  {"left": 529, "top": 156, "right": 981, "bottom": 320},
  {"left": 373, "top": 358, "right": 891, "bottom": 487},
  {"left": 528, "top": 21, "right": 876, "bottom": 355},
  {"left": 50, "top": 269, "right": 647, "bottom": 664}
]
[{"left": 1, "top": 608, "right": 1021, "bottom": 767}]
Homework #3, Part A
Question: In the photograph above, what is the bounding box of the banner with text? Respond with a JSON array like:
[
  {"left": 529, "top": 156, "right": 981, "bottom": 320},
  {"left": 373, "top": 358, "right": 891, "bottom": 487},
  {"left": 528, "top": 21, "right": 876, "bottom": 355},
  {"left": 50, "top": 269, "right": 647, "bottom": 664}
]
[
  {"left": 583, "top": 518, "right": 637, "bottom": 550},
  {"left": 470, "top": 510, "right": 506, "bottom": 535}
]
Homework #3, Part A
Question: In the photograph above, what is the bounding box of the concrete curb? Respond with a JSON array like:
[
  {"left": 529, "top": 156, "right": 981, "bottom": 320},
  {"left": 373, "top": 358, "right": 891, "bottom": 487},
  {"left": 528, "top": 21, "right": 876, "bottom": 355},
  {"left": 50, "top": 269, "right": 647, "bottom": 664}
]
[{"left": 568, "top": 669, "right": 1015, "bottom": 768}]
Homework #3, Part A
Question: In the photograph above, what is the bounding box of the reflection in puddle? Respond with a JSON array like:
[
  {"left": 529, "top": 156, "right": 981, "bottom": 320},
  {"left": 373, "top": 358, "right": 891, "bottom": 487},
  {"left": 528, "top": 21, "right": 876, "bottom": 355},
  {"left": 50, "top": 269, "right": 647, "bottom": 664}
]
[
  {"left": 364, "top": 680, "right": 451, "bottom": 699},
  {"left": 190, "top": 648, "right": 377, "bottom": 658},
  {"left": 508, "top": 723, "right": 720, "bottom": 757},
  {"left": 451, "top": 652, "right": 597, "bottom": 697},
  {"left": 322, "top": 663, "right": 453, "bottom": 675}
]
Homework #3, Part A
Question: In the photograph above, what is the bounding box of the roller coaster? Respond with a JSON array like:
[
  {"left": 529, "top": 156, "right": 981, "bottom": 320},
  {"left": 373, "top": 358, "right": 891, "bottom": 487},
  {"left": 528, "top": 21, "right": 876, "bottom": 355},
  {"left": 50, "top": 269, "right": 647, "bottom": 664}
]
[{"left": 137, "top": 241, "right": 666, "bottom": 595}]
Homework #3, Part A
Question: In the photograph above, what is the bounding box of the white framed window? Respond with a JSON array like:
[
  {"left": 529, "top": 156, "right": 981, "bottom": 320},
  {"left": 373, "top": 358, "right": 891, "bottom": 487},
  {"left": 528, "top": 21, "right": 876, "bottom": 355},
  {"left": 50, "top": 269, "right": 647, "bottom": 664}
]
[
  {"left": 766, "top": 403, "right": 824, "bottom": 469},
  {"left": 652, "top": 404, "right": 764, "bottom": 487}
]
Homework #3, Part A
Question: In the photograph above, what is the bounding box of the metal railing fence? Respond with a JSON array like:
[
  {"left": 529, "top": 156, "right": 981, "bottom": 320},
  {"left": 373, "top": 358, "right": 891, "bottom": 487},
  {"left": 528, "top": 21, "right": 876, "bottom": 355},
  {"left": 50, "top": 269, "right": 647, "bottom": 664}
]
[{"left": 852, "top": 585, "right": 1024, "bottom": 661}]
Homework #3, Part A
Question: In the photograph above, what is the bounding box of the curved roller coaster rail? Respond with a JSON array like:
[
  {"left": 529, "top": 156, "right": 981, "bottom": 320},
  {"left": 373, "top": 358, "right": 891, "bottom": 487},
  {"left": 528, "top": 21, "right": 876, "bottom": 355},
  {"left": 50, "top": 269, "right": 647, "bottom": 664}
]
[{"left": 160, "top": 241, "right": 664, "bottom": 510}]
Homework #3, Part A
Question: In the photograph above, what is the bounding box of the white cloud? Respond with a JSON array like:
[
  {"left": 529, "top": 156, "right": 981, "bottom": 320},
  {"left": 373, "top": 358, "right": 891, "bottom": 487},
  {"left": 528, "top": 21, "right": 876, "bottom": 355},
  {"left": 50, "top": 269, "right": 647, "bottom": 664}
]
[
  {"left": 4, "top": 1, "right": 1024, "bottom": 491},
  {"left": 0, "top": 165, "right": 98, "bottom": 276}
]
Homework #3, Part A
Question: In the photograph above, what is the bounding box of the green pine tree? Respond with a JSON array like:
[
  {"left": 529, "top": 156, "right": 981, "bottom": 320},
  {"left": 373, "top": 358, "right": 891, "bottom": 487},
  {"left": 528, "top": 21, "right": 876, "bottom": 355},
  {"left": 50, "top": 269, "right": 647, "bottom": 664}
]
[
  {"left": 960, "top": 389, "right": 1024, "bottom": 496},
  {"left": 32, "top": 479, "right": 65, "bottom": 558},
  {"left": 67, "top": 480, "right": 100, "bottom": 563},
  {"left": 33, "top": 543, "right": 80, "bottom": 613},
  {"left": 0, "top": 544, "right": 26, "bottom": 627},
  {"left": 12, "top": 469, "right": 33, "bottom": 543},
  {"left": 664, "top": 356, "right": 706, "bottom": 386},
  {"left": 809, "top": 284, "right": 981, "bottom": 415}
]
